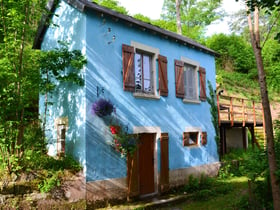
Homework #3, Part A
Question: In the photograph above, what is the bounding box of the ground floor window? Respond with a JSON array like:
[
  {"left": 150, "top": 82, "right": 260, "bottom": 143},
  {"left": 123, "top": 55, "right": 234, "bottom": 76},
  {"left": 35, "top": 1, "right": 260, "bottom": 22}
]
[{"left": 183, "top": 131, "right": 199, "bottom": 146}]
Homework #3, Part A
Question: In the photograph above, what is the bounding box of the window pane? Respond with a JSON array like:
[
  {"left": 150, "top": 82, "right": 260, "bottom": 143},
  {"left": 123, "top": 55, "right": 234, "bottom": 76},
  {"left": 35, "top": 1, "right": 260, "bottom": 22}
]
[
  {"left": 184, "top": 64, "right": 196, "bottom": 99},
  {"left": 143, "top": 55, "right": 151, "bottom": 92},
  {"left": 135, "top": 53, "right": 142, "bottom": 91},
  {"left": 134, "top": 51, "right": 153, "bottom": 93},
  {"left": 189, "top": 132, "right": 198, "bottom": 145}
]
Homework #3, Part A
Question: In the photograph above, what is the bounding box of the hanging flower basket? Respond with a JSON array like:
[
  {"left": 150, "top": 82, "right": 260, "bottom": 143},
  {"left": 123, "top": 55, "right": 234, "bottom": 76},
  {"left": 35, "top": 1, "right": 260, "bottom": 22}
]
[
  {"left": 110, "top": 125, "right": 139, "bottom": 157},
  {"left": 92, "top": 98, "right": 114, "bottom": 117}
]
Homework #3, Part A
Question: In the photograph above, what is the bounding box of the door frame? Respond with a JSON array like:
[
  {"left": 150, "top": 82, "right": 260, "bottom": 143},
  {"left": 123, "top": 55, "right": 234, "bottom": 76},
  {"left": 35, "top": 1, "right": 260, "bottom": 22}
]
[{"left": 133, "top": 126, "right": 161, "bottom": 196}]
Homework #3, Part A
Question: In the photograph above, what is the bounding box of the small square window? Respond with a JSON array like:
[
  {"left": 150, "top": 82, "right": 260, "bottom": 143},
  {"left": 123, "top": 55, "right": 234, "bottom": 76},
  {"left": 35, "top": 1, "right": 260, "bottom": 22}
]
[{"left": 183, "top": 132, "right": 199, "bottom": 146}]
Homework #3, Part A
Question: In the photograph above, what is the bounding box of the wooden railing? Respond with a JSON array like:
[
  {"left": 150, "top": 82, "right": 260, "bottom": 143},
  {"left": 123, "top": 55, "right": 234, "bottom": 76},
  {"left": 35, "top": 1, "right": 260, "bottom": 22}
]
[{"left": 217, "top": 95, "right": 264, "bottom": 127}]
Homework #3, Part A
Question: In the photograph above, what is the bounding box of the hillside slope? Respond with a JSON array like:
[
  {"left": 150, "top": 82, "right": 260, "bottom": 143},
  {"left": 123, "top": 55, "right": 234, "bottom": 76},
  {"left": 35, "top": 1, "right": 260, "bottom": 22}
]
[{"left": 216, "top": 70, "right": 280, "bottom": 121}]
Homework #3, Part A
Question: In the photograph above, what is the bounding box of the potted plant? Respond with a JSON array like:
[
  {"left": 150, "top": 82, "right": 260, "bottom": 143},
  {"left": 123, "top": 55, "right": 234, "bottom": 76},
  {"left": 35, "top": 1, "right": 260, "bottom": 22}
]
[
  {"left": 110, "top": 123, "right": 138, "bottom": 157},
  {"left": 91, "top": 98, "right": 114, "bottom": 117}
]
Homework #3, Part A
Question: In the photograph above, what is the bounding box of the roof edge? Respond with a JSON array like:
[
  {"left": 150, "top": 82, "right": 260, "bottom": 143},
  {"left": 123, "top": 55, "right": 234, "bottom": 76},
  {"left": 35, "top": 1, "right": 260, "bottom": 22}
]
[
  {"left": 33, "top": 0, "right": 219, "bottom": 57},
  {"left": 78, "top": 0, "right": 218, "bottom": 57}
]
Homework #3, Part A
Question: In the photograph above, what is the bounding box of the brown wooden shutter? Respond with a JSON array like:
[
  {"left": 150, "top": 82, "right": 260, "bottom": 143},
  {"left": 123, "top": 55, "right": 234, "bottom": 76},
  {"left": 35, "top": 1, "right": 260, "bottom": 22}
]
[
  {"left": 158, "top": 55, "right": 168, "bottom": 96},
  {"left": 122, "top": 44, "right": 135, "bottom": 92},
  {"left": 175, "top": 60, "right": 184, "bottom": 98},
  {"left": 199, "top": 67, "right": 206, "bottom": 101},
  {"left": 183, "top": 132, "right": 190, "bottom": 146},
  {"left": 160, "top": 133, "right": 169, "bottom": 193},
  {"left": 127, "top": 150, "right": 139, "bottom": 198},
  {"left": 201, "top": 131, "right": 207, "bottom": 145}
]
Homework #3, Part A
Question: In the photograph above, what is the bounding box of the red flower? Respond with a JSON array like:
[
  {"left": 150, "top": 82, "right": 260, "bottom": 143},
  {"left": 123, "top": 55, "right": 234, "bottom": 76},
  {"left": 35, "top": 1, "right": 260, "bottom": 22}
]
[{"left": 110, "top": 125, "right": 119, "bottom": 134}]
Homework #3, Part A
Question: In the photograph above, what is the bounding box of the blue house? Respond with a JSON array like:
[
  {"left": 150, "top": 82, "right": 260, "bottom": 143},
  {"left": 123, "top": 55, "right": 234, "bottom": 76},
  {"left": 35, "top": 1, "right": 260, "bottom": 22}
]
[{"left": 35, "top": 0, "right": 220, "bottom": 202}]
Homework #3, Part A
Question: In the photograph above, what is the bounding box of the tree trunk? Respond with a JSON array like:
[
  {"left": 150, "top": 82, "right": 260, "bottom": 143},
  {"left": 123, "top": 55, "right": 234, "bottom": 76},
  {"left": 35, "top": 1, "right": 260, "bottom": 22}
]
[
  {"left": 247, "top": 6, "right": 280, "bottom": 209},
  {"left": 175, "top": 0, "right": 182, "bottom": 35}
]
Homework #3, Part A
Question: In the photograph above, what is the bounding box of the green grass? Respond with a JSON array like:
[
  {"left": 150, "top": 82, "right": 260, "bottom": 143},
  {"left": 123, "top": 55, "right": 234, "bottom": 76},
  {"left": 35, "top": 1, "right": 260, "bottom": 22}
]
[
  {"left": 100, "top": 177, "right": 249, "bottom": 210},
  {"left": 159, "top": 177, "right": 248, "bottom": 210}
]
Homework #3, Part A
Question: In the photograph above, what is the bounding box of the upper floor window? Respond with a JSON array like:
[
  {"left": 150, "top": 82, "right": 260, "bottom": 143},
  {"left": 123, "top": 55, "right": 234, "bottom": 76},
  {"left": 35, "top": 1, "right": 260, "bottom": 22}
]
[
  {"left": 184, "top": 63, "right": 197, "bottom": 100},
  {"left": 175, "top": 57, "right": 206, "bottom": 103},
  {"left": 135, "top": 51, "right": 153, "bottom": 93},
  {"left": 122, "top": 42, "right": 168, "bottom": 99}
]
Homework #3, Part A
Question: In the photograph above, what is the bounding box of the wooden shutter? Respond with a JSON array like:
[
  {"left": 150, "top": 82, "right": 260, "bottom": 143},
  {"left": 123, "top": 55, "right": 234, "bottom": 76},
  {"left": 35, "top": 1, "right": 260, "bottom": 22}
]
[
  {"left": 158, "top": 55, "right": 168, "bottom": 96},
  {"left": 199, "top": 67, "right": 206, "bottom": 101},
  {"left": 127, "top": 150, "right": 139, "bottom": 198},
  {"left": 175, "top": 60, "right": 184, "bottom": 98},
  {"left": 201, "top": 131, "right": 207, "bottom": 145},
  {"left": 183, "top": 132, "right": 190, "bottom": 146},
  {"left": 160, "top": 133, "right": 169, "bottom": 193},
  {"left": 122, "top": 44, "right": 135, "bottom": 92}
]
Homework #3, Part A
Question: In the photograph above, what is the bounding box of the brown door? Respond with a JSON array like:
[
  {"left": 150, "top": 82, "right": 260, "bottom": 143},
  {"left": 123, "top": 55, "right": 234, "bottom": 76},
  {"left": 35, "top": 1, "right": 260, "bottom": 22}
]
[{"left": 139, "top": 133, "right": 155, "bottom": 195}]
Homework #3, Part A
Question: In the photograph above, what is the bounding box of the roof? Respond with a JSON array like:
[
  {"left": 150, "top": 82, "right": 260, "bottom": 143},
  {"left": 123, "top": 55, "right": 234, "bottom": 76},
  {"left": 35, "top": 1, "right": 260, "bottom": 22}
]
[{"left": 34, "top": 0, "right": 219, "bottom": 56}]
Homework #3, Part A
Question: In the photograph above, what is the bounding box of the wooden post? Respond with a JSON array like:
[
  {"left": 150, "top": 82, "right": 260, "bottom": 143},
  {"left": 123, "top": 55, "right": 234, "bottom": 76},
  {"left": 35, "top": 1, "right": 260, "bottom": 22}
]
[
  {"left": 242, "top": 99, "right": 245, "bottom": 127},
  {"left": 262, "top": 104, "right": 266, "bottom": 149},
  {"left": 220, "top": 126, "right": 227, "bottom": 156},
  {"left": 253, "top": 101, "right": 256, "bottom": 127},
  {"left": 242, "top": 127, "right": 247, "bottom": 150},
  {"left": 230, "top": 97, "right": 234, "bottom": 127},
  {"left": 217, "top": 94, "right": 221, "bottom": 126}
]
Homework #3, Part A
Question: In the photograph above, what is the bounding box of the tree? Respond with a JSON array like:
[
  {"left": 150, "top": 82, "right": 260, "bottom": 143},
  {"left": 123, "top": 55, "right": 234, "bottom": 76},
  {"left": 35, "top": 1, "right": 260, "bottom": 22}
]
[
  {"left": 0, "top": 0, "right": 46, "bottom": 170},
  {"left": 161, "top": 0, "right": 224, "bottom": 40},
  {"left": 246, "top": 4, "right": 280, "bottom": 209},
  {"left": 206, "top": 33, "right": 255, "bottom": 73},
  {"left": 176, "top": 0, "right": 182, "bottom": 34},
  {"left": 0, "top": 0, "right": 86, "bottom": 174},
  {"left": 92, "top": 0, "right": 128, "bottom": 15}
]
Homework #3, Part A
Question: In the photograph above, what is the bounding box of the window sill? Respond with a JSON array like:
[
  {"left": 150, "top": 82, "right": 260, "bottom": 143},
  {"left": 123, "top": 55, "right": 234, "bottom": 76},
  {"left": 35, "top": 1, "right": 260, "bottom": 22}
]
[
  {"left": 184, "top": 144, "right": 200, "bottom": 148},
  {"left": 133, "top": 92, "right": 160, "bottom": 100},
  {"left": 183, "top": 98, "right": 201, "bottom": 104}
]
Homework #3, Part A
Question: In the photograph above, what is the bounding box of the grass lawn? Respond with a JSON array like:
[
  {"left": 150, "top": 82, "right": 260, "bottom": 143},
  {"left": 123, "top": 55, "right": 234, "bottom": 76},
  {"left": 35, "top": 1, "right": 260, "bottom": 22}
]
[
  {"left": 159, "top": 177, "right": 249, "bottom": 210},
  {"left": 100, "top": 176, "right": 249, "bottom": 210}
]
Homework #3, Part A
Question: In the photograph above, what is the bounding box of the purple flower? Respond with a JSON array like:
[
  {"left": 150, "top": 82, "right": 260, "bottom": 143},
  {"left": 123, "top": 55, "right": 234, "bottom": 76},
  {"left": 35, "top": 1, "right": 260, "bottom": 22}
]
[{"left": 92, "top": 98, "right": 114, "bottom": 117}]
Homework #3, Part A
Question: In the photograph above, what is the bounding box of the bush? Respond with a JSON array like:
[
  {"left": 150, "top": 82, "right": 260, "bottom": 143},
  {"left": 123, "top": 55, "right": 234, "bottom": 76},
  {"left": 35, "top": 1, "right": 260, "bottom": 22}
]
[{"left": 38, "top": 170, "right": 62, "bottom": 193}]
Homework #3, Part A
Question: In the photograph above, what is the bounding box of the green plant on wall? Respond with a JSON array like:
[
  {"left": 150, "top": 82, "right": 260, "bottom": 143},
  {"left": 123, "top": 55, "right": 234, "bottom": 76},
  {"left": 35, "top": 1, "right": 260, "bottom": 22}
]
[
  {"left": 39, "top": 41, "right": 87, "bottom": 136},
  {"left": 206, "top": 80, "right": 220, "bottom": 155}
]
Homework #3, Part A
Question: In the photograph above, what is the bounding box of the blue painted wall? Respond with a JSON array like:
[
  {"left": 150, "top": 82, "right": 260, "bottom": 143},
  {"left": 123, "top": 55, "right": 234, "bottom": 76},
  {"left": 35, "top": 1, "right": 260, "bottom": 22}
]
[
  {"left": 84, "top": 11, "right": 218, "bottom": 181},
  {"left": 40, "top": 0, "right": 218, "bottom": 182},
  {"left": 40, "top": 1, "right": 86, "bottom": 166}
]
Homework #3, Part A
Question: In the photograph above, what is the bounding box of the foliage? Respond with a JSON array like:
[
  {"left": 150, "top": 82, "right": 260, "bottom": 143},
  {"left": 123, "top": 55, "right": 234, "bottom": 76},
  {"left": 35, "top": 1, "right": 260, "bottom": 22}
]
[
  {"left": 161, "top": 0, "right": 224, "bottom": 40},
  {"left": 216, "top": 69, "right": 262, "bottom": 100},
  {"left": 38, "top": 170, "right": 62, "bottom": 193},
  {"left": 91, "top": 98, "right": 114, "bottom": 117},
  {"left": 244, "top": 0, "right": 280, "bottom": 11},
  {"left": 110, "top": 125, "right": 139, "bottom": 157},
  {"left": 206, "top": 33, "right": 256, "bottom": 73},
  {"left": 206, "top": 81, "right": 219, "bottom": 155},
  {"left": 39, "top": 42, "right": 86, "bottom": 134},
  {"left": 22, "top": 150, "right": 82, "bottom": 172},
  {"left": 0, "top": 0, "right": 46, "bottom": 173},
  {"left": 262, "top": 39, "right": 280, "bottom": 93},
  {"left": 92, "top": 0, "right": 128, "bottom": 15},
  {"left": 92, "top": 98, "right": 139, "bottom": 157}
]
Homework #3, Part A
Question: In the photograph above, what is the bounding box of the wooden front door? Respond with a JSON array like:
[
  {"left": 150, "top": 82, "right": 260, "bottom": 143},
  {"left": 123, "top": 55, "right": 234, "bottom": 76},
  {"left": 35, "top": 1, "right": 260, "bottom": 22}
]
[{"left": 139, "top": 133, "right": 155, "bottom": 195}]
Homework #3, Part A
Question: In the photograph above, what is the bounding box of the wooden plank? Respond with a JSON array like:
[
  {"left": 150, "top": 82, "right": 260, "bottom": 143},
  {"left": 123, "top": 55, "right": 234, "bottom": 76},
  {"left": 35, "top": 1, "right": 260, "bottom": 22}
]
[{"left": 160, "top": 133, "right": 169, "bottom": 193}]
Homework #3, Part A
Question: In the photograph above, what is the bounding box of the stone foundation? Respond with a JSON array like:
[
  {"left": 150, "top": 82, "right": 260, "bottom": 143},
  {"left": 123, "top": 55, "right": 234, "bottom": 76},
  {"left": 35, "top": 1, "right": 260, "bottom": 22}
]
[
  {"left": 86, "top": 177, "right": 127, "bottom": 202},
  {"left": 85, "top": 162, "right": 220, "bottom": 202},
  {"left": 169, "top": 162, "right": 221, "bottom": 187}
]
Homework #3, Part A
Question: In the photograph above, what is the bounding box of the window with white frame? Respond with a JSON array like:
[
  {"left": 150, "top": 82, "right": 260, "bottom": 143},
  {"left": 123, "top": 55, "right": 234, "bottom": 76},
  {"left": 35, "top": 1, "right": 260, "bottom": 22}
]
[
  {"left": 135, "top": 51, "right": 153, "bottom": 93},
  {"left": 184, "top": 63, "right": 197, "bottom": 100},
  {"left": 122, "top": 42, "right": 168, "bottom": 98},
  {"left": 175, "top": 57, "right": 206, "bottom": 103}
]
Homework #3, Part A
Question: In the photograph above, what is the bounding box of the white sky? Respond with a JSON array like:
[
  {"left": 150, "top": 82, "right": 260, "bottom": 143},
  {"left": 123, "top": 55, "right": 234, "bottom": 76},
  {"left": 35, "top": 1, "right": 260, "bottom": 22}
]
[{"left": 118, "top": 0, "right": 245, "bottom": 36}]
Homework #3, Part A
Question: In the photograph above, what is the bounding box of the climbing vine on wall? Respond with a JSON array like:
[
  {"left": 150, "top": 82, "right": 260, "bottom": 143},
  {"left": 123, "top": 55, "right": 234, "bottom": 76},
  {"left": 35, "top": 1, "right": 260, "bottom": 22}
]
[{"left": 206, "top": 80, "right": 220, "bottom": 156}]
